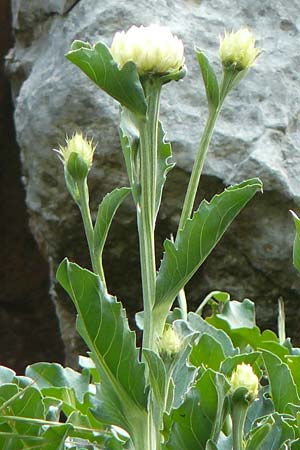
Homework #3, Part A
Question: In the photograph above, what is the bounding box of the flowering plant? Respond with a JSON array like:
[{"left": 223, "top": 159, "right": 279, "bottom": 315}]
[{"left": 0, "top": 24, "right": 300, "bottom": 450}]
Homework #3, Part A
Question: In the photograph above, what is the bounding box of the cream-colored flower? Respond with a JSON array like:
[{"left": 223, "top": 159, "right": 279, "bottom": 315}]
[
  {"left": 219, "top": 28, "right": 260, "bottom": 70},
  {"left": 230, "top": 363, "right": 259, "bottom": 399},
  {"left": 57, "top": 132, "right": 95, "bottom": 169},
  {"left": 158, "top": 326, "right": 182, "bottom": 358},
  {"left": 111, "top": 25, "right": 185, "bottom": 75}
]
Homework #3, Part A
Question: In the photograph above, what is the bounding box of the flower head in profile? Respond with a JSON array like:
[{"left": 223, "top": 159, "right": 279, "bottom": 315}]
[
  {"left": 111, "top": 24, "right": 185, "bottom": 76},
  {"left": 158, "top": 326, "right": 182, "bottom": 358},
  {"left": 230, "top": 363, "right": 259, "bottom": 401},
  {"left": 219, "top": 28, "right": 261, "bottom": 71},
  {"left": 57, "top": 132, "right": 95, "bottom": 169}
]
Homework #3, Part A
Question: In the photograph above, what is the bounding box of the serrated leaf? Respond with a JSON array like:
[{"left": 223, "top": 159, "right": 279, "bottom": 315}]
[
  {"left": 155, "top": 121, "right": 174, "bottom": 217},
  {"left": 262, "top": 350, "right": 300, "bottom": 413},
  {"left": 165, "top": 369, "right": 230, "bottom": 449},
  {"left": 190, "top": 333, "right": 225, "bottom": 371},
  {"left": 196, "top": 49, "right": 220, "bottom": 112},
  {"left": 94, "top": 187, "right": 131, "bottom": 262},
  {"left": 66, "top": 41, "right": 147, "bottom": 117},
  {"left": 57, "top": 259, "right": 147, "bottom": 435},
  {"left": 291, "top": 211, "right": 300, "bottom": 272},
  {"left": 154, "top": 178, "right": 263, "bottom": 323}
]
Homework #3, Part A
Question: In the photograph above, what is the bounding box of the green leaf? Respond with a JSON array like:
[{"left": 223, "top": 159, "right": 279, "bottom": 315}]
[
  {"left": 143, "top": 349, "right": 166, "bottom": 406},
  {"left": 154, "top": 178, "right": 263, "bottom": 321},
  {"left": 285, "top": 355, "right": 300, "bottom": 398},
  {"left": 57, "top": 259, "right": 147, "bottom": 435},
  {"left": 221, "top": 352, "right": 261, "bottom": 377},
  {"left": 245, "top": 386, "right": 274, "bottom": 435},
  {"left": 262, "top": 350, "right": 300, "bottom": 413},
  {"left": 26, "top": 362, "right": 90, "bottom": 415},
  {"left": 119, "top": 109, "right": 140, "bottom": 203},
  {"left": 66, "top": 41, "right": 147, "bottom": 117},
  {"left": 190, "top": 334, "right": 225, "bottom": 371},
  {"left": 254, "top": 413, "right": 295, "bottom": 450},
  {"left": 165, "top": 369, "right": 230, "bottom": 449},
  {"left": 291, "top": 211, "right": 300, "bottom": 271},
  {"left": 245, "top": 423, "right": 272, "bottom": 450},
  {"left": 196, "top": 49, "right": 220, "bottom": 112},
  {"left": 94, "top": 187, "right": 131, "bottom": 262},
  {"left": 188, "top": 313, "right": 236, "bottom": 357},
  {"left": 0, "top": 367, "right": 15, "bottom": 385},
  {"left": 155, "top": 121, "right": 174, "bottom": 217},
  {"left": 42, "top": 424, "right": 72, "bottom": 450}
]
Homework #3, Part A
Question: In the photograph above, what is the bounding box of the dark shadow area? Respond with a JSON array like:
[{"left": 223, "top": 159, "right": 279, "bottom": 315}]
[{"left": 0, "top": 0, "right": 64, "bottom": 373}]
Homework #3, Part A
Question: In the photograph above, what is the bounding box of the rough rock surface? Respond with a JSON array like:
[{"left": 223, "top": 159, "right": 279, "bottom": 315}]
[{"left": 7, "top": 0, "right": 300, "bottom": 363}]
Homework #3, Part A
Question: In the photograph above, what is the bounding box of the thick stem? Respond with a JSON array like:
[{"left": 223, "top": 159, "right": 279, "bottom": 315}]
[
  {"left": 137, "top": 78, "right": 161, "bottom": 352},
  {"left": 77, "top": 179, "right": 106, "bottom": 286},
  {"left": 231, "top": 401, "right": 248, "bottom": 450}
]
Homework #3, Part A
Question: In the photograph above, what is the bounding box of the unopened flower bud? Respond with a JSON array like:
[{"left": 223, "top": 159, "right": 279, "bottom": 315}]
[
  {"left": 230, "top": 363, "right": 259, "bottom": 401},
  {"left": 111, "top": 25, "right": 185, "bottom": 76},
  {"left": 158, "top": 326, "right": 182, "bottom": 358},
  {"left": 56, "top": 133, "right": 95, "bottom": 180},
  {"left": 219, "top": 28, "right": 260, "bottom": 71}
]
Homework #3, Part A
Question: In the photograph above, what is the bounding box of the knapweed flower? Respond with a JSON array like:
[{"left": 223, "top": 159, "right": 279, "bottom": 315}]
[
  {"left": 111, "top": 25, "right": 185, "bottom": 75},
  {"left": 158, "top": 326, "right": 182, "bottom": 358},
  {"left": 219, "top": 28, "right": 260, "bottom": 70},
  {"left": 57, "top": 132, "right": 95, "bottom": 169},
  {"left": 230, "top": 363, "right": 259, "bottom": 400}
]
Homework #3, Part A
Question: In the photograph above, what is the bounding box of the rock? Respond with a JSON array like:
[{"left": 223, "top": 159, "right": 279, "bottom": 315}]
[{"left": 7, "top": 0, "right": 300, "bottom": 363}]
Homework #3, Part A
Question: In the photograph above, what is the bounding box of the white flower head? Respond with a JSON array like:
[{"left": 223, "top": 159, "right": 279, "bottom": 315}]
[
  {"left": 219, "top": 28, "right": 261, "bottom": 70},
  {"left": 111, "top": 24, "right": 185, "bottom": 76},
  {"left": 57, "top": 132, "right": 95, "bottom": 169},
  {"left": 230, "top": 363, "right": 259, "bottom": 400}
]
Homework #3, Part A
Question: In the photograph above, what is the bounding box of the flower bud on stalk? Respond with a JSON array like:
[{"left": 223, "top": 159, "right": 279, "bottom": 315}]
[
  {"left": 57, "top": 132, "right": 95, "bottom": 180},
  {"left": 111, "top": 24, "right": 185, "bottom": 76},
  {"left": 230, "top": 363, "right": 259, "bottom": 401},
  {"left": 158, "top": 326, "right": 182, "bottom": 359},
  {"left": 219, "top": 28, "right": 261, "bottom": 71}
]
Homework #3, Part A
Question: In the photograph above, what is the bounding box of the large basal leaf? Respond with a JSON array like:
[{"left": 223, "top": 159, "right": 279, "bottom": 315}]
[
  {"left": 66, "top": 41, "right": 147, "bottom": 117},
  {"left": 196, "top": 49, "right": 220, "bottom": 112},
  {"left": 57, "top": 259, "right": 147, "bottom": 434},
  {"left": 165, "top": 369, "right": 230, "bottom": 449},
  {"left": 262, "top": 350, "right": 300, "bottom": 413},
  {"left": 94, "top": 187, "right": 131, "bottom": 263},
  {"left": 154, "top": 178, "right": 262, "bottom": 319},
  {"left": 291, "top": 210, "right": 300, "bottom": 272}
]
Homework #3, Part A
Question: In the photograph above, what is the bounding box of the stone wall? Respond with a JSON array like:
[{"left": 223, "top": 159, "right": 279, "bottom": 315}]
[{"left": 7, "top": 0, "right": 300, "bottom": 363}]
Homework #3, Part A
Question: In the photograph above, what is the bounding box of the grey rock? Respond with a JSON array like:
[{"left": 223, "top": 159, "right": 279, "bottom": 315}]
[{"left": 8, "top": 0, "right": 300, "bottom": 363}]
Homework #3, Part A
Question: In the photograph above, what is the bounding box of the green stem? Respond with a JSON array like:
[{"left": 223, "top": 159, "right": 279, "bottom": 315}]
[
  {"left": 137, "top": 78, "right": 161, "bottom": 352},
  {"left": 232, "top": 401, "right": 248, "bottom": 450},
  {"left": 77, "top": 179, "right": 106, "bottom": 286},
  {"left": 177, "top": 109, "right": 219, "bottom": 234}
]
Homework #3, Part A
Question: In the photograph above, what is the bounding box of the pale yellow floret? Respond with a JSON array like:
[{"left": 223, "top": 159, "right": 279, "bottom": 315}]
[
  {"left": 158, "top": 326, "right": 182, "bottom": 358},
  {"left": 230, "top": 363, "right": 259, "bottom": 399},
  {"left": 58, "top": 132, "right": 95, "bottom": 169},
  {"left": 111, "top": 25, "right": 185, "bottom": 75},
  {"left": 219, "top": 28, "right": 261, "bottom": 70}
]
